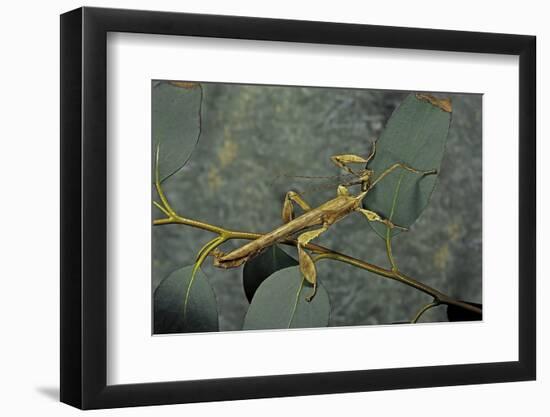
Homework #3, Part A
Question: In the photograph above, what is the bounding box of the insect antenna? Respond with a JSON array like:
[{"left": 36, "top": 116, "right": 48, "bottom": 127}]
[{"left": 268, "top": 170, "right": 364, "bottom": 196}]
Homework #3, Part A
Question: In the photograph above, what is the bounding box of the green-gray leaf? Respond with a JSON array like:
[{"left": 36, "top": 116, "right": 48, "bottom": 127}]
[
  {"left": 243, "top": 266, "right": 330, "bottom": 330},
  {"left": 363, "top": 93, "right": 452, "bottom": 238},
  {"left": 242, "top": 245, "right": 298, "bottom": 303},
  {"left": 154, "top": 265, "right": 218, "bottom": 334},
  {"left": 152, "top": 81, "right": 202, "bottom": 183}
]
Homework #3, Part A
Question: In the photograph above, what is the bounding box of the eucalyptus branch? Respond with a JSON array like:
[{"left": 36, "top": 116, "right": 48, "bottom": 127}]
[
  {"left": 385, "top": 227, "right": 398, "bottom": 272},
  {"left": 153, "top": 144, "right": 480, "bottom": 316},
  {"left": 153, "top": 211, "right": 481, "bottom": 315},
  {"left": 411, "top": 300, "right": 440, "bottom": 323}
]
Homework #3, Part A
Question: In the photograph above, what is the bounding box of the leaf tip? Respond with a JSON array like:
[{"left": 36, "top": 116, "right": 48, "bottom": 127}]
[
  {"left": 169, "top": 81, "right": 200, "bottom": 89},
  {"left": 415, "top": 93, "right": 452, "bottom": 113}
]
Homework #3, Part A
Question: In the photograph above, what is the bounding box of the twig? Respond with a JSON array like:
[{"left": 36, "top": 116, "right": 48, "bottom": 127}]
[
  {"left": 153, "top": 214, "right": 481, "bottom": 315},
  {"left": 152, "top": 145, "right": 481, "bottom": 316},
  {"left": 411, "top": 300, "right": 440, "bottom": 323}
]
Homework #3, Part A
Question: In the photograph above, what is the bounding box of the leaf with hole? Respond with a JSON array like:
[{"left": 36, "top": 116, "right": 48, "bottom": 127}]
[
  {"left": 363, "top": 93, "right": 452, "bottom": 238},
  {"left": 152, "top": 81, "right": 203, "bottom": 183},
  {"left": 154, "top": 265, "right": 218, "bottom": 334},
  {"left": 242, "top": 266, "right": 330, "bottom": 330},
  {"left": 242, "top": 245, "right": 298, "bottom": 303}
]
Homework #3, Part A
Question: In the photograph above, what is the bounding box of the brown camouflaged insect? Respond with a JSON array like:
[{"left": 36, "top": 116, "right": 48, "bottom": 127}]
[{"left": 213, "top": 95, "right": 451, "bottom": 301}]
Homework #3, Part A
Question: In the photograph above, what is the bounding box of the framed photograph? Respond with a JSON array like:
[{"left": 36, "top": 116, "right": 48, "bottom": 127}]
[{"left": 60, "top": 6, "right": 536, "bottom": 409}]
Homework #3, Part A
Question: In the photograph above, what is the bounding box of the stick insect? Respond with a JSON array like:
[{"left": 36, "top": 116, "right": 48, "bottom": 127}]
[{"left": 214, "top": 141, "right": 438, "bottom": 301}]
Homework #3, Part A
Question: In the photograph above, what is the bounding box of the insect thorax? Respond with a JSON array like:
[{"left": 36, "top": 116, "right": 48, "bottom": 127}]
[{"left": 358, "top": 169, "right": 373, "bottom": 191}]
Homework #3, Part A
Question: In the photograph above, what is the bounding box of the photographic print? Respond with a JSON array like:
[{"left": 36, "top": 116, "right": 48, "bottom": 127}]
[
  {"left": 60, "top": 9, "right": 535, "bottom": 407},
  {"left": 152, "top": 81, "right": 482, "bottom": 334}
]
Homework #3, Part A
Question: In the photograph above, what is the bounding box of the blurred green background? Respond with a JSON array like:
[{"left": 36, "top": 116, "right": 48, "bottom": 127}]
[{"left": 152, "top": 82, "right": 482, "bottom": 331}]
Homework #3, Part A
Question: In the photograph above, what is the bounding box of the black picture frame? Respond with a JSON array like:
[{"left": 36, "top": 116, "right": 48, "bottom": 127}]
[{"left": 60, "top": 6, "right": 536, "bottom": 410}]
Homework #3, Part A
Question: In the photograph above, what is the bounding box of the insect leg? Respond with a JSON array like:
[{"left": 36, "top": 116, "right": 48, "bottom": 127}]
[
  {"left": 370, "top": 162, "right": 437, "bottom": 189},
  {"left": 330, "top": 154, "right": 370, "bottom": 176},
  {"left": 330, "top": 140, "right": 377, "bottom": 175},
  {"left": 356, "top": 208, "right": 408, "bottom": 231},
  {"left": 297, "top": 225, "right": 329, "bottom": 302},
  {"left": 364, "top": 139, "right": 377, "bottom": 164},
  {"left": 282, "top": 191, "right": 311, "bottom": 223},
  {"left": 356, "top": 208, "right": 404, "bottom": 272}
]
